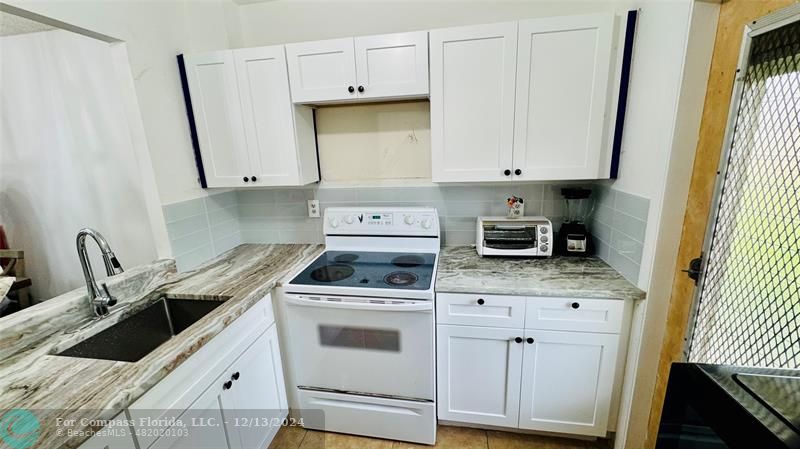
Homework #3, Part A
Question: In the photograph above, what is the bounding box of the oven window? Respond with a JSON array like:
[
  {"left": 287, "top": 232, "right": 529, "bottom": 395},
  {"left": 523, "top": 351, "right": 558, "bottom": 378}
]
[{"left": 318, "top": 325, "right": 400, "bottom": 352}]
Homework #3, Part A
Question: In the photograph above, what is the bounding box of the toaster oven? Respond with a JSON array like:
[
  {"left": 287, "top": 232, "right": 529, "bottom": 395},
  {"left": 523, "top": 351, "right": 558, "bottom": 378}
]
[{"left": 476, "top": 217, "right": 553, "bottom": 257}]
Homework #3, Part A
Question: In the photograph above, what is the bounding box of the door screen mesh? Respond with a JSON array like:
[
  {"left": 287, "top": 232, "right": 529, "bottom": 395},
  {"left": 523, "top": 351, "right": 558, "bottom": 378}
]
[{"left": 689, "top": 20, "right": 800, "bottom": 368}]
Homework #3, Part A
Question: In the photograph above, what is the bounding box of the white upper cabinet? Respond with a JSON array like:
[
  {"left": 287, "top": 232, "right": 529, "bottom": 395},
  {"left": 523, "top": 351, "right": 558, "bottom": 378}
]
[
  {"left": 512, "top": 14, "right": 615, "bottom": 180},
  {"left": 518, "top": 330, "right": 619, "bottom": 436},
  {"left": 430, "top": 14, "right": 619, "bottom": 182},
  {"left": 181, "top": 46, "right": 318, "bottom": 188},
  {"left": 285, "top": 38, "right": 358, "bottom": 103},
  {"left": 182, "top": 51, "right": 251, "bottom": 187},
  {"left": 233, "top": 46, "right": 317, "bottom": 186},
  {"left": 430, "top": 22, "right": 518, "bottom": 182},
  {"left": 354, "top": 31, "right": 429, "bottom": 99},
  {"left": 286, "top": 32, "right": 429, "bottom": 104}
]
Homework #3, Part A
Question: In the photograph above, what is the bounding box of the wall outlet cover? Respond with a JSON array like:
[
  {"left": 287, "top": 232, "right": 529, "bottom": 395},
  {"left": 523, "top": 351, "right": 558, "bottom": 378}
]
[{"left": 307, "top": 199, "right": 320, "bottom": 218}]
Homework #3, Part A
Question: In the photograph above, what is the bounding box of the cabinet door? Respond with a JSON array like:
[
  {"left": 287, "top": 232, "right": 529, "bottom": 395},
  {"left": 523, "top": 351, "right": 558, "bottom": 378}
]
[
  {"left": 430, "top": 23, "right": 518, "bottom": 182},
  {"left": 437, "top": 325, "right": 523, "bottom": 427},
  {"left": 78, "top": 413, "right": 136, "bottom": 449},
  {"left": 285, "top": 38, "right": 357, "bottom": 103},
  {"left": 182, "top": 51, "right": 251, "bottom": 188},
  {"left": 233, "top": 46, "right": 302, "bottom": 185},
  {"left": 220, "top": 325, "right": 288, "bottom": 449},
  {"left": 519, "top": 330, "right": 619, "bottom": 436},
  {"left": 512, "top": 14, "right": 615, "bottom": 180},
  {"left": 149, "top": 383, "right": 230, "bottom": 449},
  {"left": 354, "top": 31, "right": 429, "bottom": 100}
]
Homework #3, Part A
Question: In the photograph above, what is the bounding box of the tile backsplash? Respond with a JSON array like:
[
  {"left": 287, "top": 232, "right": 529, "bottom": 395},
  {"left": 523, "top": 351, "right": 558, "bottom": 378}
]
[
  {"left": 591, "top": 185, "right": 650, "bottom": 284},
  {"left": 162, "top": 183, "right": 649, "bottom": 285},
  {"left": 162, "top": 191, "right": 241, "bottom": 271},
  {"left": 237, "top": 183, "right": 568, "bottom": 247}
]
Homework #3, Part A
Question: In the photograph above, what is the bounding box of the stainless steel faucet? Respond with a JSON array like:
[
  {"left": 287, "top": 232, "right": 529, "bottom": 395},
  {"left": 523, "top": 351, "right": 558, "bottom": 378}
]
[{"left": 76, "top": 228, "right": 124, "bottom": 317}]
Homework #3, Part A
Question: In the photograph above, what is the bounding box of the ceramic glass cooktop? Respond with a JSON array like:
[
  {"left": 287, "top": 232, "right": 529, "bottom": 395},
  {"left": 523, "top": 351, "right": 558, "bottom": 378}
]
[{"left": 289, "top": 250, "right": 436, "bottom": 290}]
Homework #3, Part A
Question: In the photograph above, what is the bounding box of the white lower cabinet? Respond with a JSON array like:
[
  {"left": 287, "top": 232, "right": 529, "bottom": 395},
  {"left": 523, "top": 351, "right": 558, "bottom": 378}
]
[
  {"left": 436, "top": 295, "right": 627, "bottom": 438},
  {"left": 77, "top": 413, "right": 137, "bottom": 449},
  {"left": 115, "top": 294, "right": 286, "bottom": 449},
  {"left": 148, "top": 327, "right": 284, "bottom": 449},
  {"left": 149, "top": 385, "right": 229, "bottom": 449},
  {"left": 437, "top": 325, "right": 522, "bottom": 427},
  {"left": 221, "top": 326, "right": 287, "bottom": 449},
  {"left": 518, "top": 330, "right": 619, "bottom": 436}
]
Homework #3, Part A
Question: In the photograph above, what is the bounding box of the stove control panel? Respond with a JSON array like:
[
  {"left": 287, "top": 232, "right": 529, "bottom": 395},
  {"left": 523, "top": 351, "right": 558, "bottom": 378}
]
[{"left": 324, "top": 208, "right": 439, "bottom": 237}]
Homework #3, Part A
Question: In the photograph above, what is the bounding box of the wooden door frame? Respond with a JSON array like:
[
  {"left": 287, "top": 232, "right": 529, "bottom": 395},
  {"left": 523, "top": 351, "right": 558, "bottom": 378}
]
[{"left": 644, "top": 1, "right": 798, "bottom": 447}]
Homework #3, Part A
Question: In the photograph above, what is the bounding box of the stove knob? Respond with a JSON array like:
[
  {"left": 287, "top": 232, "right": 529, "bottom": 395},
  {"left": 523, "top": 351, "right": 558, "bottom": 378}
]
[
  {"left": 404, "top": 215, "right": 415, "bottom": 225},
  {"left": 329, "top": 217, "right": 339, "bottom": 228},
  {"left": 344, "top": 215, "right": 354, "bottom": 224},
  {"left": 540, "top": 244, "right": 549, "bottom": 253},
  {"left": 421, "top": 218, "right": 432, "bottom": 229}
]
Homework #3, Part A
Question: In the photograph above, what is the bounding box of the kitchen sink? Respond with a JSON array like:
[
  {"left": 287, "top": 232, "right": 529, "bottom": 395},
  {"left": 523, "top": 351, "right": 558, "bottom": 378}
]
[{"left": 56, "top": 296, "right": 224, "bottom": 362}]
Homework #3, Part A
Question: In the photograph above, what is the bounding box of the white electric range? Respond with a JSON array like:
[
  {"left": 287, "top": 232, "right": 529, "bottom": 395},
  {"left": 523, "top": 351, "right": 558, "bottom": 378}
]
[{"left": 281, "top": 207, "right": 439, "bottom": 445}]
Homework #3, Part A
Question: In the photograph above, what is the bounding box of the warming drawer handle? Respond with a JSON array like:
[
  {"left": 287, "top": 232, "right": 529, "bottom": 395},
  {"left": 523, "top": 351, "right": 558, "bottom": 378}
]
[{"left": 284, "top": 295, "right": 433, "bottom": 312}]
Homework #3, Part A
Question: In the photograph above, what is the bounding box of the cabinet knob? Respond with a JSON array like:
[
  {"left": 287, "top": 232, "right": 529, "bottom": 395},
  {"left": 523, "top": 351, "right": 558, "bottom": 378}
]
[
  {"left": 515, "top": 169, "right": 522, "bottom": 176},
  {"left": 526, "top": 337, "right": 534, "bottom": 344},
  {"left": 358, "top": 85, "right": 365, "bottom": 93},
  {"left": 250, "top": 176, "right": 257, "bottom": 182},
  {"left": 232, "top": 372, "right": 240, "bottom": 381},
  {"left": 504, "top": 169, "right": 511, "bottom": 176},
  {"left": 571, "top": 302, "right": 580, "bottom": 309},
  {"left": 223, "top": 380, "right": 232, "bottom": 390},
  {"left": 514, "top": 337, "right": 523, "bottom": 344},
  {"left": 243, "top": 177, "right": 249, "bottom": 183},
  {"left": 348, "top": 86, "right": 355, "bottom": 93},
  {"left": 477, "top": 298, "right": 485, "bottom": 305}
]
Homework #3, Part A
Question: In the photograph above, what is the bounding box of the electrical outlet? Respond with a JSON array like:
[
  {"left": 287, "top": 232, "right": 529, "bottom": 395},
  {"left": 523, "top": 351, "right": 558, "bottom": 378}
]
[{"left": 307, "top": 199, "right": 320, "bottom": 218}]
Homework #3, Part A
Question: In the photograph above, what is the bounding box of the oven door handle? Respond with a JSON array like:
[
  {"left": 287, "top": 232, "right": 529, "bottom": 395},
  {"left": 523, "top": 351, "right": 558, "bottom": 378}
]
[{"left": 284, "top": 295, "right": 433, "bottom": 312}]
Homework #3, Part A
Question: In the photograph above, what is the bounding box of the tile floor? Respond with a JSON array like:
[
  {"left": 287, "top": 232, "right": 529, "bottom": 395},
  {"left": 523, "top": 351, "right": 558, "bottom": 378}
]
[{"left": 268, "top": 425, "right": 612, "bottom": 449}]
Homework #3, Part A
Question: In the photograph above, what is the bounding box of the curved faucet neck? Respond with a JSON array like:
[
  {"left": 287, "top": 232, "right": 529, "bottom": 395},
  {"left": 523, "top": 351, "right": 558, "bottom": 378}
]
[{"left": 76, "top": 228, "right": 124, "bottom": 317}]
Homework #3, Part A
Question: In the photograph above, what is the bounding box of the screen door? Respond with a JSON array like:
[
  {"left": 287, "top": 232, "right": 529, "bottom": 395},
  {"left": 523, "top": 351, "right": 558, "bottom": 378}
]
[{"left": 687, "top": 11, "right": 800, "bottom": 369}]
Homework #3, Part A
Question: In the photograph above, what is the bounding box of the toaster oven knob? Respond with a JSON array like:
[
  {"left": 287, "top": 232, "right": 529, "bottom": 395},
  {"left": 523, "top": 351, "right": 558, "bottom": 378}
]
[
  {"left": 540, "top": 235, "right": 548, "bottom": 243},
  {"left": 540, "top": 227, "right": 548, "bottom": 234},
  {"left": 540, "top": 244, "right": 549, "bottom": 252}
]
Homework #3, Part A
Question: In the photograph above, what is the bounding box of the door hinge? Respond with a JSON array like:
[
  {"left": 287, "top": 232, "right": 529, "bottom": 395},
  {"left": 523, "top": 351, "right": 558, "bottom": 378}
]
[{"left": 682, "top": 256, "right": 703, "bottom": 285}]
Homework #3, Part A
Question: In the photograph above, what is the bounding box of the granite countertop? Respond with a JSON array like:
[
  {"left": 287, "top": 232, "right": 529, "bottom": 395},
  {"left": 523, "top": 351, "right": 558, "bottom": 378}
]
[
  {"left": 436, "top": 246, "right": 646, "bottom": 301},
  {"left": 0, "top": 243, "right": 322, "bottom": 449}
]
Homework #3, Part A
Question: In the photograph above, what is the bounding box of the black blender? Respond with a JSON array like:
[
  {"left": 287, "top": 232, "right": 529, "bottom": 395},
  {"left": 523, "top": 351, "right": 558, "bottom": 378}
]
[{"left": 556, "top": 187, "right": 595, "bottom": 256}]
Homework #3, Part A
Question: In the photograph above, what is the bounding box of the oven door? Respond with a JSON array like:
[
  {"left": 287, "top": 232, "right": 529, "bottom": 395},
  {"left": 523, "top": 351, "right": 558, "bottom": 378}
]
[{"left": 284, "top": 294, "right": 434, "bottom": 401}]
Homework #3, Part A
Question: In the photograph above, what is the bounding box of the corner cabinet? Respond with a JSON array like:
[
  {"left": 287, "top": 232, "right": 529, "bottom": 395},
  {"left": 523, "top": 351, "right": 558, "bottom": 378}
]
[
  {"left": 179, "top": 47, "right": 319, "bottom": 188},
  {"left": 285, "top": 31, "right": 429, "bottom": 104},
  {"left": 430, "top": 13, "right": 623, "bottom": 182},
  {"left": 436, "top": 293, "right": 630, "bottom": 437}
]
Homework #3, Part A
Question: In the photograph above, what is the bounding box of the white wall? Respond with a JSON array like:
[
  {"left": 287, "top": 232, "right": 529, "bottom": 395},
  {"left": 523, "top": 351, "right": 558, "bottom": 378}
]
[
  {"left": 316, "top": 101, "right": 431, "bottom": 182},
  {"left": 0, "top": 29, "right": 158, "bottom": 300},
  {"left": 6, "top": 0, "right": 242, "bottom": 205}
]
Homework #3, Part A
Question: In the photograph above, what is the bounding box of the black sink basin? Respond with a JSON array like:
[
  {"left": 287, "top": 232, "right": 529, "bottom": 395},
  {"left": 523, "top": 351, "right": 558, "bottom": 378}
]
[{"left": 56, "top": 297, "right": 224, "bottom": 362}]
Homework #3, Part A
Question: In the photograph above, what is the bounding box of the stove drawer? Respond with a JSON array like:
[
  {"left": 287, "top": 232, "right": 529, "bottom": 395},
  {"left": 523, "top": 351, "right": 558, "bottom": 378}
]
[
  {"left": 525, "top": 297, "right": 624, "bottom": 333},
  {"left": 296, "top": 388, "right": 436, "bottom": 445},
  {"left": 436, "top": 293, "right": 525, "bottom": 328}
]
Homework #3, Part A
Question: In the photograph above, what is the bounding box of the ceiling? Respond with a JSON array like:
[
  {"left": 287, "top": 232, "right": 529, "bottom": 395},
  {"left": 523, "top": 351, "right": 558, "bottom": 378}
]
[{"left": 0, "top": 11, "right": 56, "bottom": 36}]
